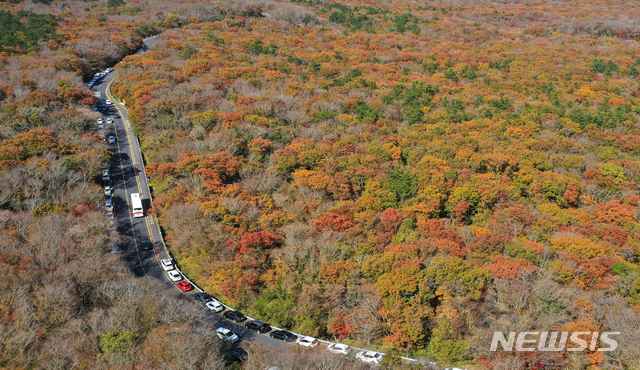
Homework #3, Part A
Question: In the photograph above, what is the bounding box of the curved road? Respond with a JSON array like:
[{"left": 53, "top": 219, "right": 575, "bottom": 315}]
[{"left": 90, "top": 40, "right": 288, "bottom": 355}]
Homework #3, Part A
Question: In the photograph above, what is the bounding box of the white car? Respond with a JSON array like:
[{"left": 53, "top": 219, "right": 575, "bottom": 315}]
[
  {"left": 107, "top": 117, "right": 113, "bottom": 124},
  {"left": 97, "top": 117, "right": 103, "bottom": 124},
  {"left": 205, "top": 299, "right": 225, "bottom": 313},
  {"left": 106, "top": 99, "right": 112, "bottom": 105},
  {"left": 160, "top": 258, "right": 174, "bottom": 271},
  {"left": 216, "top": 327, "right": 239, "bottom": 343},
  {"left": 167, "top": 270, "right": 182, "bottom": 282},
  {"left": 104, "top": 186, "right": 112, "bottom": 196},
  {"left": 355, "top": 351, "right": 383, "bottom": 364},
  {"left": 327, "top": 343, "right": 350, "bottom": 355},
  {"left": 98, "top": 122, "right": 104, "bottom": 129},
  {"left": 296, "top": 336, "right": 319, "bottom": 348}
]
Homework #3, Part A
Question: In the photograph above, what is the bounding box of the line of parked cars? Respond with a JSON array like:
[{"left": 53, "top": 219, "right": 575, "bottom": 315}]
[
  {"left": 160, "top": 258, "right": 193, "bottom": 291},
  {"left": 87, "top": 68, "right": 113, "bottom": 89},
  {"left": 174, "top": 273, "right": 386, "bottom": 365}
]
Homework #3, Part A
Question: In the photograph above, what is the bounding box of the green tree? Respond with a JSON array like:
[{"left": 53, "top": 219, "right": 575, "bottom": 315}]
[
  {"left": 100, "top": 331, "right": 138, "bottom": 362},
  {"left": 427, "top": 318, "right": 468, "bottom": 362},
  {"left": 386, "top": 166, "right": 416, "bottom": 202}
]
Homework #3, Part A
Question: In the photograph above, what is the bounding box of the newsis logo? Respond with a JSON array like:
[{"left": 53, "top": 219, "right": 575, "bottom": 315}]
[{"left": 490, "top": 332, "right": 620, "bottom": 352}]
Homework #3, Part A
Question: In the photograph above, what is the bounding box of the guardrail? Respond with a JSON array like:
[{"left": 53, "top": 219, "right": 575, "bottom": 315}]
[{"left": 103, "top": 39, "right": 438, "bottom": 369}]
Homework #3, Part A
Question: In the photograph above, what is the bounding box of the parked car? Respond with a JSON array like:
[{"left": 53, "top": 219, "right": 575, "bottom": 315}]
[
  {"left": 106, "top": 99, "right": 112, "bottom": 105},
  {"left": 269, "top": 330, "right": 296, "bottom": 342},
  {"left": 141, "top": 241, "right": 151, "bottom": 251},
  {"left": 193, "top": 293, "right": 212, "bottom": 302},
  {"left": 114, "top": 113, "right": 120, "bottom": 118},
  {"left": 102, "top": 168, "right": 110, "bottom": 176},
  {"left": 206, "top": 299, "right": 225, "bottom": 313},
  {"left": 104, "top": 186, "right": 112, "bottom": 196},
  {"left": 223, "top": 310, "right": 247, "bottom": 322},
  {"left": 296, "top": 336, "right": 319, "bottom": 348},
  {"left": 105, "top": 197, "right": 113, "bottom": 208},
  {"left": 98, "top": 122, "right": 104, "bottom": 129},
  {"left": 108, "top": 136, "right": 116, "bottom": 143},
  {"left": 102, "top": 173, "right": 110, "bottom": 183},
  {"left": 355, "top": 351, "right": 383, "bottom": 364},
  {"left": 167, "top": 270, "right": 182, "bottom": 282},
  {"left": 107, "top": 117, "right": 113, "bottom": 124},
  {"left": 216, "top": 327, "right": 239, "bottom": 343},
  {"left": 176, "top": 281, "right": 192, "bottom": 291},
  {"left": 105, "top": 68, "right": 113, "bottom": 73},
  {"left": 97, "top": 117, "right": 103, "bottom": 124},
  {"left": 160, "top": 258, "right": 174, "bottom": 271},
  {"left": 245, "top": 320, "right": 271, "bottom": 334},
  {"left": 327, "top": 343, "right": 351, "bottom": 355}
]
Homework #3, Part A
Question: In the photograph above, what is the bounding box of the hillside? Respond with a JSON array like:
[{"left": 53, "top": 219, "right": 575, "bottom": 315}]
[{"left": 2, "top": 0, "right": 640, "bottom": 369}]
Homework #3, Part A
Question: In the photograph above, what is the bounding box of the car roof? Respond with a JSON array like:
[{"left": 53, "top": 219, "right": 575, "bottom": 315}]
[{"left": 301, "top": 336, "right": 315, "bottom": 340}]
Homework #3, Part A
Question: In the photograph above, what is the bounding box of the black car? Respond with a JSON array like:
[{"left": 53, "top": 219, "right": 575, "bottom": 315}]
[
  {"left": 223, "top": 310, "right": 247, "bottom": 322},
  {"left": 141, "top": 241, "right": 151, "bottom": 251},
  {"left": 193, "top": 293, "right": 212, "bottom": 302},
  {"left": 114, "top": 113, "right": 120, "bottom": 118},
  {"left": 270, "top": 330, "right": 296, "bottom": 342},
  {"left": 245, "top": 320, "right": 271, "bottom": 334}
]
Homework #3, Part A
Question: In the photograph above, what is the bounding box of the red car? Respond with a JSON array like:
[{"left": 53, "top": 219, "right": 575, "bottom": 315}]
[{"left": 177, "top": 281, "right": 193, "bottom": 292}]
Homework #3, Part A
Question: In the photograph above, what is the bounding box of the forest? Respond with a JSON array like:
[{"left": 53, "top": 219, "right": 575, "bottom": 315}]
[{"left": 2, "top": 0, "right": 640, "bottom": 368}]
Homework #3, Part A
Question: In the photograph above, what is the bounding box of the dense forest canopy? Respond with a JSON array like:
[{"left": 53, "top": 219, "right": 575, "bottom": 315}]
[{"left": 2, "top": 0, "right": 640, "bottom": 368}]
